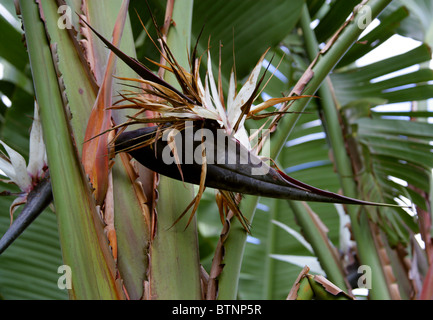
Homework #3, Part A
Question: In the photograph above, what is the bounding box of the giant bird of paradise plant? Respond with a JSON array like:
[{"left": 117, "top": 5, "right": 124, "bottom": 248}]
[{"left": 0, "top": 0, "right": 432, "bottom": 300}]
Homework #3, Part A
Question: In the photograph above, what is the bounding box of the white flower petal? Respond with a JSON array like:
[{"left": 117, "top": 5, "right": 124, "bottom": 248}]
[
  {"left": 226, "top": 70, "right": 236, "bottom": 123},
  {"left": 163, "top": 112, "right": 201, "bottom": 119},
  {"left": 27, "top": 101, "right": 46, "bottom": 179},
  {"left": 202, "top": 75, "right": 217, "bottom": 113},
  {"left": 0, "top": 157, "right": 17, "bottom": 181},
  {"left": 0, "top": 141, "right": 31, "bottom": 191},
  {"left": 196, "top": 77, "right": 207, "bottom": 104},
  {"left": 234, "top": 125, "right": 251, "bottom": 150},
  {"left": 230, "top": 52, "right": 266, "bottom": 128},
  {"left": 190, "top": 106, "right": 219, "bottom": 120},
  {"left": 206, "top": 53, "right": 228, "bottom": 128}
]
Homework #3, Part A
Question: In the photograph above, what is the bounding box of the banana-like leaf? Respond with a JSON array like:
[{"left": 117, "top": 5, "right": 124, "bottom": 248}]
[
  {"left": 2, "top": 0, "right": 430, "bottom": 300},
  {"left": 191, "top": 0, "right": 305, "bottom": 85},
  {"left": 332, "top": 44, "right": 433, "bottom": 106}
]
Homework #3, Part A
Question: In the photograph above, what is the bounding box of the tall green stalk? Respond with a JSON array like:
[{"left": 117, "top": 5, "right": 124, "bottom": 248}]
[
  {"left": 287, "top": 200, "right": 349, "bottom": 291},
  {"left": 263, "top": 200, "right": 278, "bottom": 299},
  {"left": 269, "top": 0, "right": 393, "bottom": 159},
  {"left": 149, "top": 0, "right": 202, "bottom": 300},
  {"left": 19, "top": 0, "right": 123, "bottom": 299},
  {"left": 300, "top": 3, "right": 393, "bottom": 300},
  {"left": 217, "top": 0, "right": 393, "bottom": 300}
]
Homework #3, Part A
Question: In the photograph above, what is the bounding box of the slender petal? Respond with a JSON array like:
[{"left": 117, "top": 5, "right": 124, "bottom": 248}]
[
  {"left": 206, "top": 53, "right": 228, "bottom": 128},
  {"left": 226, "top": 70, "right": 236, "bottom": 114},
  {"left": 228, "top": 50, "right": 267, "bottom": 130},
  {"left": 0, "top": 141, "right": 31, "bottom": 192},
  {"left": 0, "top": 157, "right": 17, "bottom": 183},
  {"left": 27, "top": 101, "right": 46, "bottom": 179}
]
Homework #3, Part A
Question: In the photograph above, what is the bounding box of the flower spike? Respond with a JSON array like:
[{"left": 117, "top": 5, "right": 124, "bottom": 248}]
[{"left": 84, "top": 13, "right": 403, "bottom": 232}]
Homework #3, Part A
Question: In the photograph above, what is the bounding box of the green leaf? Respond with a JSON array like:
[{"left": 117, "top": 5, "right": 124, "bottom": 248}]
[
  {"left": 337, "top": 5, "right": 410, "bottom": 68},
  {"left": 314, "top": 0, "right": 360, "bottom": 43},
  {"left": 2, "top": 0, "right": 432, "bottom": 301},
  {"left": 0, "top": 11, "right": 28, "bottom": 71},
  {"left": 191, "top": 0, "right": 305, "bottom": 83},
  {"left": 394, "top": 0, "right": 433, "bottom": 47},
  {"left": 332, "top": 45, "right": 433, "bottom": 106},
  {"left": 0, "top": 183, "right": 66, "bottom": 299},
  {"left": 238, "top": 198, "right": 316, "bottom": 300}
]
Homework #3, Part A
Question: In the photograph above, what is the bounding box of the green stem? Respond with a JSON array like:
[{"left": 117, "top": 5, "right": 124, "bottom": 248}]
[
  {"left": 288, "top": 200, "right": 349, "bottom": 291},
  {"left": 216, "top": 196, "right": 258, "bottom": 299},
  {"left": 270, "top": 0, "right": 392, "bottom": 159},
  {"left": 149, "top": 0, "right": 202, "bottom": 300},
  {"left": 263, "top": 199, "right": 278, "bottom": 299},
  {"left": 300, "top": 3, "right": 359, "bottom": 205},
  {"left": 300, "top": 2, "right": 392, "bottom": 300},
  {"left": 217, "top": 0, "right": 393, "bottom": 300}
]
